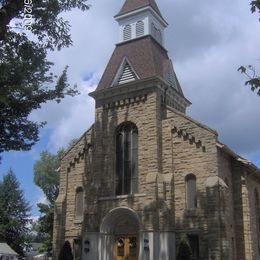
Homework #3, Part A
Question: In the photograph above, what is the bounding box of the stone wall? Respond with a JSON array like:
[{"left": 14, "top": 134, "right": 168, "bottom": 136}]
[
  {"left": 163, "top": 107, "right": 221, "bottom": 259},
  {"left": 53, "top": 82, "right": 260, "bottom": 260},
  {"left": 217, "top": 150, "right": 236, "bottom": 259},
  {"left": 86, "top": 83, "right": 167, "bottom": 232},
  {"left": 246, "top": 171, "right": 260, "bottom": 259},
  {"left": 53, "top": 128, "right": 93, "bottom": 258}
]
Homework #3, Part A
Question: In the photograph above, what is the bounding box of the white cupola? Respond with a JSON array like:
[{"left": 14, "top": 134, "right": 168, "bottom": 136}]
[{"left": 114, "top": 0, "right": 168, "bottom": 46}]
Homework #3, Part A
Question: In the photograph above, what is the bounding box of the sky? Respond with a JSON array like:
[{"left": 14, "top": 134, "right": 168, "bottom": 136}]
[{"left": 0, "top": 0, "right": 260, "bottom": 217}]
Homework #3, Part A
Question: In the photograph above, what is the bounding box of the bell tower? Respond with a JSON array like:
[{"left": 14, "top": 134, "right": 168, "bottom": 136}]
[
  {"left": 90, "top": 0, "right": 191, "bottom": 113},
  {"left": 115, "top": 0, "right": 168, "bottom": 47}
]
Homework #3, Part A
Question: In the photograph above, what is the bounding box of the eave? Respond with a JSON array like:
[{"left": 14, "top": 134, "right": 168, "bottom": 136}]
[{"left": 216, "top": 141, "right": 260, "bottom": 176}]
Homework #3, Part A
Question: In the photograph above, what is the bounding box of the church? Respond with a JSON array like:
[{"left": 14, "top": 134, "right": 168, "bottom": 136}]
[{"left": 53, "top": 1, "right": 260, "bottom": 259}]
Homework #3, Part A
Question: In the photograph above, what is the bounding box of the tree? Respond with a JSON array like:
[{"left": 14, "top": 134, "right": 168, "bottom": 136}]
[
  {"left": 0, "top": 0, "right": 89, "bottom": 158},
  {"left": 0, "top": 169, "right": 31, "bottom": 256},
  {"left": 250, "top": 0, "right": 260, "bottom": 16},
  {"left": 24, "top": 218, "right": 45, "bottom": 245},
  {"left": 238, "top": 1, "right": 260, "bottom": 95},
  {"left": 238, "top": 65, "right": 260, "bottom": 95},
  {"left": 176, "top": 237, "right": 192, "bottom": 260},
  {"left": 33, "top": 149, "right": 65, "bottom": 253},
  {"left": 33, "top": 139, "right": 77, "bottom": 253}
]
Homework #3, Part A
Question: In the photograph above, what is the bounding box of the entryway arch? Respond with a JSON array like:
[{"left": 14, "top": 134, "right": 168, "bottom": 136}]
[{"left": 99, "top": 207, "right": 143, "bottom": 260}]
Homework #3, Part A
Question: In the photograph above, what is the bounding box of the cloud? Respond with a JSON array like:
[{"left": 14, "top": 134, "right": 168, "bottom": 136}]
[
  {"left": 162, "top": 0, "right": 260, "bottom": 160},
  {"left": 29, "top": 0, "right": 259, "bottom": 166},
  {"left": 36, "top": 189, "right": 48, "bottom": 205},
  {"left": 30, "top": 76, "right": 97, "bottom": 151},
  {"left": 48, "top": 80, "right": 96, "bottom": 151}
]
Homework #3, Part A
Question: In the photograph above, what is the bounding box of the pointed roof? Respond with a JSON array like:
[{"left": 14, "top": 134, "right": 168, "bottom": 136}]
[
  {"left": 94, "top": 36, "right": 185, "bottom": 97},
  {"left": 0, "top": 243, "right": 18, "bottom": 256},
  {"left": 115, "top": 0, "right": 163, "bottom": 19}
]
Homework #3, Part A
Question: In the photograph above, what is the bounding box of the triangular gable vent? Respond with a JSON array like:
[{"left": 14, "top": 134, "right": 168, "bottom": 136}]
[{"left": 117, "top": 61, "right": 138, "bottom": 85}]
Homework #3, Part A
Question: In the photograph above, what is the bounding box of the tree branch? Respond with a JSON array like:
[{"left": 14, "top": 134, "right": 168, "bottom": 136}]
[{"left": 0, "top": 0, "right": 23, "bottom": 40}]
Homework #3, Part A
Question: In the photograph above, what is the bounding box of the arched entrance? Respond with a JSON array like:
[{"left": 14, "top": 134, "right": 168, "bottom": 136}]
[{"left": 100, "top": 207, "right": 142, "bottom": 260}]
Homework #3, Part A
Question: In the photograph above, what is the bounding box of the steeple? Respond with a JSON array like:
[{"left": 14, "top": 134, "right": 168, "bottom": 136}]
[
  {"left": 90, "top": 1, "right": 191, "bottom": 114},
  {"left": 115, "top": 0, "right": 167, "bottom": 46}
]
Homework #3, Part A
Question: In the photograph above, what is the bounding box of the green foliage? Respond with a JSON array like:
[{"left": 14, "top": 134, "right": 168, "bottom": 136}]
[
  {"left": 177, "top": 237, "right": 192, "bottom": 260},
  {"left": 0, "top": 1, "right": 89, "bottom": 43},
  {"left": 36, "top": 203, "right": 55, "bottom": 253},
  {"left": 0, "top": 169, "right": 31, "bottom": 256},
  {"left": 238, "top": 1, "right": 260, "bottom": 95},
  {"left": 33, "top": 149, "right": 65, "bottom": 253},
  {"left": 0, "top": 0, "right": 89, "bottom": 157},
  {"left": 34, "top": 150, "right": 64, "bottom": 204},
  {"left": 238, "top": 65, "right": 260, "bottom": 96},
  {"left": 250, "top": 0, "right": 260, "bottom": 15},
  {"left": 24, "top": 219, "right": 45, "bottom": 244}
]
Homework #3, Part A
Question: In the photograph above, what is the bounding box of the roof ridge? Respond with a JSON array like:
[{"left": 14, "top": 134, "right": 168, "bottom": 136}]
[{"left": 116, "top": 0, "right": 163, "bottom": 19}]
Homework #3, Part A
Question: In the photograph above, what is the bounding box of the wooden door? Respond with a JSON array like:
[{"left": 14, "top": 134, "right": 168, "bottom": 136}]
[{"left": 114, "top": 236, "right": 138, "bottom": 260}]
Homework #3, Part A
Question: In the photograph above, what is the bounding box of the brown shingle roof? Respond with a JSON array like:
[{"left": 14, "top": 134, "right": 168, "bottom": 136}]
[
  {"left": 115, "top": 0, "right": 163, "bottom": 19},
  {"left": 95, "top": 36, "right": 173, "bottom": 92}
]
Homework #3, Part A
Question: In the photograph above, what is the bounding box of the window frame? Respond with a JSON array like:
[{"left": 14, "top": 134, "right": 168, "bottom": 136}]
[
  {"left": 185, "top": 174, "right": 197, "bottom": 209},
  {"left": 75, "top": 187, "right": 84, "bottom": 220},
  {"left": 115, "top": 122, "right": 138, "bottom": 196}
]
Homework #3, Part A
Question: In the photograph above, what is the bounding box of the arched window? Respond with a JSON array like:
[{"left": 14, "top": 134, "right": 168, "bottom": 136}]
[
  {"left": 123, "top": 25, "right": 132, "bottom": 41},
  {"left": 185, "top": 174, "right": 197, "bottom": 209},
  {"left": 75, "top": 187, "right": 84, "bottom": 219},
  {"left": 255, "top": 189, "right": 260, "bottom": 252},
  {"left": 116, "top": 122, "right": 138, "bottom": 195},
  {"left": 136, "top": 21, "right": 144, "bottom": 37}
]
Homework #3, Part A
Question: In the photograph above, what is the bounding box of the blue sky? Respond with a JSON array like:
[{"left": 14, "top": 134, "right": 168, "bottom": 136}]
[
  {"left": 1, "top": 0, "right": 260, "bottom": 217},
  {"left": 0, "top": 129, "right": 52, "bottom": 216}
]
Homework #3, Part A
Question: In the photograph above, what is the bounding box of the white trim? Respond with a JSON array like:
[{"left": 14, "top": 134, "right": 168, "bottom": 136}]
[
  {"left": 98, "top": 193, "right": 146, "bottom": 201},
  {"left": 115, "top": 6, "right": 168, "bottom": 27},
  {"left": 100, "top": 207, "right": 142, "bottom": 234},
  {"left": 111, "top": 57, "right": 139, "bottom": 87}
]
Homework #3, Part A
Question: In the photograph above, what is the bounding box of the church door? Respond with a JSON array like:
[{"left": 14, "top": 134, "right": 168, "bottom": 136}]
[{"left": 114, "top": 236, "right": 138, "bottom": 260}]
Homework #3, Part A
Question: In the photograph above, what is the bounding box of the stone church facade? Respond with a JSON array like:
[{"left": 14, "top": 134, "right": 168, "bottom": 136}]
[{"left": 53, "top": 1, "right": 260, "bottom": 259}]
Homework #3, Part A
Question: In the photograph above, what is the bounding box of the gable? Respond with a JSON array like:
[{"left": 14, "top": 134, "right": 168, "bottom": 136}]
[
  {"left": 113, "top": 58, "right": 139, "bottom": 86},
  {"left": 96, "top": 37, "right": 170, "bottom": 91}
]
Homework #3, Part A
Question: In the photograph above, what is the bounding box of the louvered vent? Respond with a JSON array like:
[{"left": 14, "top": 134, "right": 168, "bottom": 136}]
[
  {"left": 136, "top": 21, "right": 144, "bottom": 37},
  {"left": 123, "top": 25, "right": 131, "bottom": 41},
  {"left": 166, "top": 68, "right": 177, "bottom": 88},
  {"left": 118, "top": 62, "right": 137, "bottom": 85}
]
